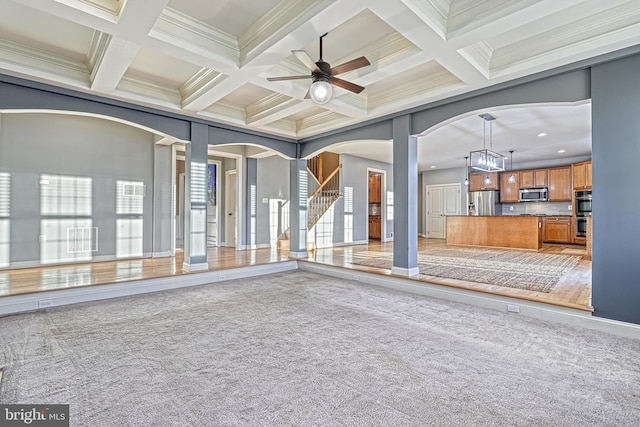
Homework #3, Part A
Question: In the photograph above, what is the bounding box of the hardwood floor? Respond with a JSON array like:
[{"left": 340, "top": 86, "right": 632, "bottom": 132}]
[
  {"left": 305, "top": 238, "right": 592, "bottom": 311},
  {"left": 0, "top": 238, "right": 592, "bottom": 312}
]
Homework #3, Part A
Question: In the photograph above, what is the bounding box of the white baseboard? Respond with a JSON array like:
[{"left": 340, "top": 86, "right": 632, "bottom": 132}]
[
  {"left": 297, "top": 262, "right": 640, "bottom": 341},
  {"left": 0, "top": 261, "right": 298, "bottom": 317},
  {"left": 328, "top": 240, "right": 368, "bottom": 248},
  {"left": 391, "top": 266, "right": 420, "bottom": 277},
  {"left": 288, "top": 250, "right": 308, "bottom": 259},
  {"left": 152, "top": 251, "right": 172, "bottom": 258},
  {"left": 182, "top": 262, "right": 209, "bottom": 272}
]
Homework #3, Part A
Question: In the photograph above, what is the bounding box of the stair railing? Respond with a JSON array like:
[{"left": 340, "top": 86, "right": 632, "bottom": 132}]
[
  {"left": 277, "top": 199, "right": 290, "bottom": 241},
  {"left": 307, "top": 153, "right": 324, "bottom": 183},
  {"left": 307, "top": 164, "right": 342, "bottom": 229}
]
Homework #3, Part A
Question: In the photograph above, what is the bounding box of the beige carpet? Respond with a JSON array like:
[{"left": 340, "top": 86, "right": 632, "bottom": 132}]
[
  {"left": 1, "top": 271, "right": 639, "bottom": 426},
  {"left": 351, "top": 247, "right": 581, "bottom": 293}
]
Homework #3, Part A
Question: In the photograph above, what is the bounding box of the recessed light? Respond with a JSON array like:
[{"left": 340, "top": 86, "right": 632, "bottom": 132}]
[
  {"left": 557, "top": 149, "right": 566, "bottom": 153},
  {"left": 538, "top": 132, "right": 547, "bottom": 137},
  {"left": 430, "top": 165, "right": 436, "bottom": 169}
]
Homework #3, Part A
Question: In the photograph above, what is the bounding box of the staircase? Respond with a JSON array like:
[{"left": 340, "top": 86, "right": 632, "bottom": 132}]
[{"left": 278, "top": 153, "right": 342, "bottom": 252}]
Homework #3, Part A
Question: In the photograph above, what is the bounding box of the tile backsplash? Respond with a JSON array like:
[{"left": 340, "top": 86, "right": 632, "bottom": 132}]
[{"left": 502, "top": 201, "right": 573, "bottom": 216}]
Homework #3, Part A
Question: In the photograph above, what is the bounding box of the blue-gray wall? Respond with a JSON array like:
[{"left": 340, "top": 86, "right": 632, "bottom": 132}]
[
  {"left": 0, "top": 113, "right": 160, "bottom": 266},
  {"left": 340, "top": 154, "right": 394, "bottom": 242},
  {"left": 591, "top": 53, "right": 640, "bottom": 324},
  {"left": 256, "top": 155, "right": 290, "bottom": 247}
]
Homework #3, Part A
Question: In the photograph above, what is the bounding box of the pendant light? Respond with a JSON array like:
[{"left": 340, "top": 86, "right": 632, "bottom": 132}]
[
  {"left": 508, "top": 150, "right": 516, "bottom": 184},
  {"left": 463, "top": 156, "right": 469, "bottom": 186},
  {"left": 470, "top": 113, "right": 505, "bottom": 172}
]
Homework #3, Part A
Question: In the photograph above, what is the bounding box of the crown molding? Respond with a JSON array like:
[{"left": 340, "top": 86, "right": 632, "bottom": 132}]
[
  {"left": 400, "top": 0, "right": 450, "bottom": 40},
  {"left": 116, "top": 74, "right": 182, "bottom": 107},
  {"left": 54, "top": 0, "right": 121, "bottom": 22},
  {"left": 457, "top": 41, "right": 492, "bottom": 78},
  {"left": 149, "top": 7, "right": 239, "bottom": 66},
  {"left": 492, "top": 2, "right": 640, "bottom": 70},
  {"left": 246, "top": 93, "right": 299, "bottom": 124},
  {"left": 238, "top": 0, "right": 336, "bottom": 66},
  {"left": 180, "top": 68, "right": 227, "bottom": 108},
  {"left": 368, "top": 67, "right": 462, "bottom": 108},
  {"left": 0, "top": 39, "right": 89, "bottom": 85},
  {"left": 87, "top": 30, "right": 111, "bottom": 84}
]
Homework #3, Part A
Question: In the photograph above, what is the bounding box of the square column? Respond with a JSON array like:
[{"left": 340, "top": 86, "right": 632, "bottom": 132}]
[
  {"left": 183, "top": 122, "right": 208, "bottom": 271},
  {"left": 289, "top": 159, "right": 308, "bottom": 258},
  {"left": 392, "top": 115, "right": 419, "bottom": 276}
]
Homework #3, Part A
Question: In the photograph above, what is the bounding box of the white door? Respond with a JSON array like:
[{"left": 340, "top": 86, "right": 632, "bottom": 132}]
[
  {"left": 427, "top": 184, "right": 461, "bottom": 239},
  {"left": 177, "top": 173, "right": 185, "bottom": 243},
  {"left": 427, "top": 187, "right": 445, "bottom": 239},
  {"left": 225, "top": 171, "right": 237, "bottom": 248}
]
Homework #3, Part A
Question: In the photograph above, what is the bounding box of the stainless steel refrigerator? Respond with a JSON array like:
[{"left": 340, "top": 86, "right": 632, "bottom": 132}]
[{"left": 467, "top": 190, "right": 502, "bottom": 216}]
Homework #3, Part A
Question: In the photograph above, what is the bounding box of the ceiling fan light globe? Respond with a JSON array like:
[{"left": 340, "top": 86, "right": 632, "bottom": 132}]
[{"left": 310, "top": 80, "right": 332, "bottom": 104}]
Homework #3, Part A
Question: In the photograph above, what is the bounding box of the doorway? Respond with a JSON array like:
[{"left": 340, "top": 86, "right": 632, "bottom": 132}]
[
  {"left": 206, "top": 161, "right": 221, "bottom": 247},
  {"left": 225, "top": 170, "right": 237, "bottom": 248},
  {"left": 426, "top": 184, "right": 461, "bottom": 239},
  {"left": 367, "top": 168, "right": 386, "bottom": 241}
]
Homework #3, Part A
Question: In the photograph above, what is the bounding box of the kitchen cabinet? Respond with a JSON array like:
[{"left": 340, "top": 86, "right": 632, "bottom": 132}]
[
  {"left": 469, "top": 172, "right": 499, "bottom": 191},
  {"left": 547, "top": 166, "right": 572, "bottom": 201},
  {"left": 368, "top": 174, "right": 381, "bottom": 203},
  {"left": 572, "top": 160, "right": 592, "bottom": 189},
  {"left": 500, "top": 172, "right": 520, "bottom": 203},
  {"left": 520, "top": 169, "right": 548, "bottom": 188},
  {"left": 542, "top": 216, "right": 572, "bottom": 243},
  {"left": 369, "top": 216, "right": 381, "bottom": 239}
]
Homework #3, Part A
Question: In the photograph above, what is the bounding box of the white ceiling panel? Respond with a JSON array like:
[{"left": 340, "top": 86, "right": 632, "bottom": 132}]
[
  {"left": 2, "top": 0, "right": 635, "bottom": 166},
  {"left": 0, "top": 1, "right": 93, "bottom": 59},
  {"left": 166, "top": 0, "right": 280, "bottom": 37}
]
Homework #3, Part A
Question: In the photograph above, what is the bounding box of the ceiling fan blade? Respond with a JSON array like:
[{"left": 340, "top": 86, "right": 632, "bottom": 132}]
[
  {"left": 293, "top": 50, "right": 321, "bottom": 73},
  {"left": 267, "top": 75, "right": 310, "bottom": 82},
  {"left": 329, "top": 56, "right": 370, "bottom": 75},
  {"left": 329, "top": 77, "right": 365, "bottom": 94},
  {"left": 304, "top": 89, "right": 311, "bottom": 99}
]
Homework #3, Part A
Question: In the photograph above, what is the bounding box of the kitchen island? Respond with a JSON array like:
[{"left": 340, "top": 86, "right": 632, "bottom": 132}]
[{"left": 446, "top": 216, "right": 542, "bottom": 250}]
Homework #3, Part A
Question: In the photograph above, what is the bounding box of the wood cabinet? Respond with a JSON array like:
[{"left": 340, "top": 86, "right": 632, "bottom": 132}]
[
  {"left": 369, "top": 216, "right": 381, "bottom": 239},
  {"left": 572, "top": 160, "right": 592, "bottom": 189},
  {"left": 368, "top": 174, "right": 381, "bottom": 203},
  {"left": 547, "top": 166, "right": 572, "bottom": 201},
  {"left": 520, "top": 169, "right": 548, "bottom": 188},
  {"left": 500, "top": 172, "right": 520, "bottom": 203},
  {"left": 542, "top": 216, "right": 572, "bottom": 243},
  {"left": 469, "top": 172, "right": 499, "bottom": 191}
]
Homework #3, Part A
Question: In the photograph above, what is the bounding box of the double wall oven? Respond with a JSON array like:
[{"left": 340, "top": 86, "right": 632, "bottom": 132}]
[{"left": 575, "top": 190, "right": 592, "bottom": 237}]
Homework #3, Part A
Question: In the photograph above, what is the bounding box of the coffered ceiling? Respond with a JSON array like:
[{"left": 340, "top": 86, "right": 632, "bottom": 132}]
[{"left": 0, "top": 0, "right": 639, "bottom": 167}]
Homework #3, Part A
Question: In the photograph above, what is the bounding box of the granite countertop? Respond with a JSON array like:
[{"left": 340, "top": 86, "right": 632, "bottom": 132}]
[{"left": 508, "top": 214, "right": 573, "bottom": 217}]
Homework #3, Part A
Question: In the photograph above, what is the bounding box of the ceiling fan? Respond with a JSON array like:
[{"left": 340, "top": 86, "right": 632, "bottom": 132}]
[{"left": 267, "top": 33, "right": 370, "bottom": 104}]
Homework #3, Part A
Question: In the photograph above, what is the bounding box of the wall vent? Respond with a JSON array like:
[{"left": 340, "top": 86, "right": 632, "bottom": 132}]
[{"left": 67, "top": 227, "right": 98, "bottom": 253}]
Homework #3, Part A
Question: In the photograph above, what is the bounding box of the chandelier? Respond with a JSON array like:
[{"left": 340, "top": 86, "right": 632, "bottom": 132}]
[{"left": 470, "top": 113, "right": 505, "bottom": 172}]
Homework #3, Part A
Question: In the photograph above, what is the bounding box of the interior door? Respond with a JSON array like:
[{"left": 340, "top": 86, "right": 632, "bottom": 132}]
[
  {"left": 427, "top": 184, "right": 461, "bottom": 239},
  {"left": 225, "top": 171, "right": 237, "bottom": 248},
  {"left": 427, "top": 186, "right": 445, "bottom": 239}
]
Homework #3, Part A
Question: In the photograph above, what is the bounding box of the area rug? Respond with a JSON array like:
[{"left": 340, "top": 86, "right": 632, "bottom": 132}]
[{"left": 351, "top": 247, "right": 581, "bottom": 292}]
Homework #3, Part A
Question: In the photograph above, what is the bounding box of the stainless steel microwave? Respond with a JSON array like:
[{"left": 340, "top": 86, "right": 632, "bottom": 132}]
[{"left": 519, "top": 187, "right": 548, "bottom": 202}]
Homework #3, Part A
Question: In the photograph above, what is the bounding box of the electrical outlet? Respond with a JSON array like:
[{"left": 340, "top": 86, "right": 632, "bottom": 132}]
[
  {"left": 38, "top": 300, "right": 53, "bottom": 308},
  {"left": 507, "top": 304, "right": 520, "bottom": 313},
  {"left": 568, "top": 205, "right": 572, "bottom": 211},
  {"left": 352, "top": 275, "right": 360, "bottom": 281},
  {"left": 218, "top": 275, "right": 225, "bottom": 281},
  {"left": 509, "top": 206, "right": 514, "bottom": 211}
]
